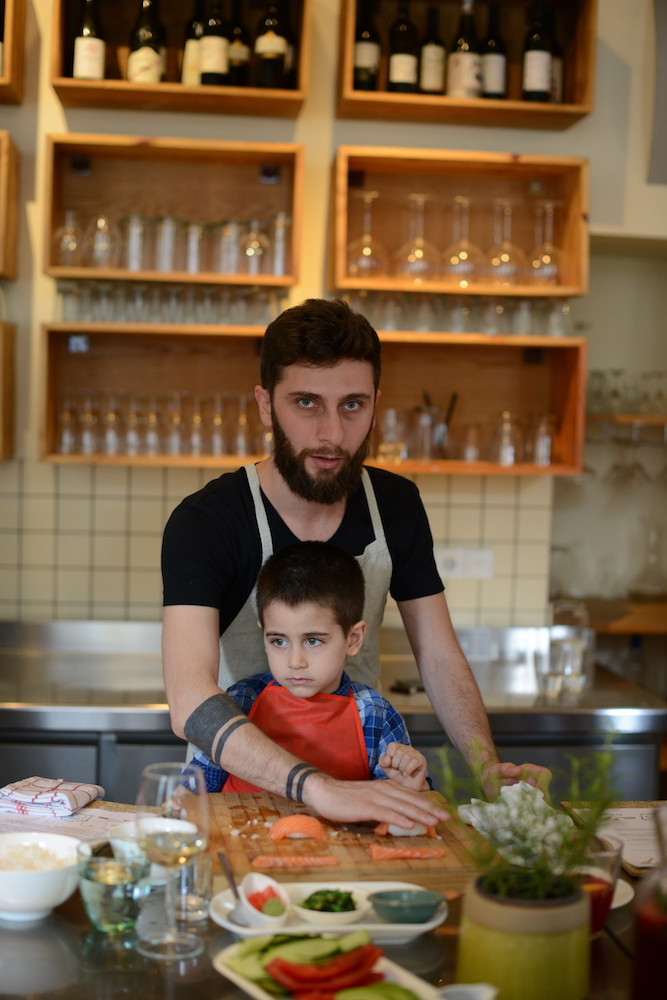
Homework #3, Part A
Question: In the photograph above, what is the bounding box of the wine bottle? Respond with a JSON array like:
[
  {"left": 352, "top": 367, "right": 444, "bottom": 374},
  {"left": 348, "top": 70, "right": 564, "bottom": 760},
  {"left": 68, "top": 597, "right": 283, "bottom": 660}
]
[
  {"left": 254, "top": 2, "right": 289, "bottom": 89},
  {"left": 481, "top": 2, "right": 506, "bottom": 98},
  {"left": 353, "top": 0, "right": 381, "bottom": 92},
  {"left": 229, "top": 0, "right": 251, "bottom": 86},
  {"left": 522, "top": 0, "right": 552, "bottom": 102},
  {"left": 181, "top": 0, "right": 206, "bottom": 86},
  {"left": 419, "top": 6, "right": 445, "bottom": 95},
  {"left": 546, "top": 7, "right": 563, "bottom": 102},
  {"left": 201, "top": 0, "right": 230, "bottom": 85},
  {"left": 127, "top": 0, "right": 165, "bottom": 84},
  {"left": 387, "top": 0, "right": 418, "bottom": 94},
  {"left": 446, "top": 0, "right": 481, "bottom": 99},
  {"left": 73, "top": 0, "right": 106, "bottom": 81}
]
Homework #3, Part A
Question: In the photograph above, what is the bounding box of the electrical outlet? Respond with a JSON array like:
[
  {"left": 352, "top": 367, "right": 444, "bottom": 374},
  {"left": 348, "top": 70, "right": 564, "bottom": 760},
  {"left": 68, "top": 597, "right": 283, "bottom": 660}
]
[{"left": 433, "top": 547, "right": 495, "bottom": 580}]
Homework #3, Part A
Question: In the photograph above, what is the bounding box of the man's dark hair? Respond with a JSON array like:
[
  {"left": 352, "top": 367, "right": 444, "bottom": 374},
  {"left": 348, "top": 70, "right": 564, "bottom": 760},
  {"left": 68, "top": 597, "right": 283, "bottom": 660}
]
[
  {"left": 256, "top": 541, "right": 365, "bottom": 635},
  {"left": 260, "top": 298, "right": 381, "bottom": 395}
]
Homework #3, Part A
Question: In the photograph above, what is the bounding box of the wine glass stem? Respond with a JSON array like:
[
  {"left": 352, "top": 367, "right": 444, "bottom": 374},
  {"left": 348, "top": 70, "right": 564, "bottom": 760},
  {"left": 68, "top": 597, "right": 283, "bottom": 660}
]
[
  {"left": 544, "top": 206, "right": 554, "bottom": 247},
  {"left": 503, "top": 205, "right": 512, "bottom": 243},
  {"left": 460, "top": 201, "right": 470, "bottom": 244},
  {"left": 362, "top": 199, "right": 373, "bottom": 241},
  {"left": 165, "top": 866, "right": 181, "bottom": 941},
  {"left": 410, "top": 199, "right": 425, "bottom": 243}
]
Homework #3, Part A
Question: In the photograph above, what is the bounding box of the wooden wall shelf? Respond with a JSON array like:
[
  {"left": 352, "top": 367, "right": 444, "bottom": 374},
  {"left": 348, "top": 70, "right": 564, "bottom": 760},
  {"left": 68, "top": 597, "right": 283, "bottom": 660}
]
[
  {"left": 0, "top": 0, "right": 25, "bottom": 104},
  {"left": 0, "top": 131, "right": 19, "bottom": 280},
  {"left": 45, "top": 134, "right": 302, "bottom": 287},
  {"left": 587, "top": 413, "right": 667, "bottom": 427},
  {"left": 43, "top": 324, "right": 586, "bottom": 474},
  {"left": 0, "top": 323, "right": 15, "bottom": 460},
  {"left": 331, "top": 146, "right": 589, "bottom": 297},
  {"left": 337, "top": 0, "right": 596, "bottom": 130},
  {"left": 584, "top": 599, "right": 667, "bottom": 635},
  {"left": 50, "top": 0, "right": 310, "bottom": 118}
]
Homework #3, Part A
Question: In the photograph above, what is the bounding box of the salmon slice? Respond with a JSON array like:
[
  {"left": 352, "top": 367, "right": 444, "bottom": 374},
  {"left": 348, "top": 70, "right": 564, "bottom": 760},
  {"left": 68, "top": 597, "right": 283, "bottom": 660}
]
[
  {"left": 373, "top": 822, "right": 437, "bottom": 838},
  {"left": 369, "top": 843, "right": 446, "bottom": 861},
  {"left": 269, "top": 815, "right": 328, "bottom": 841},
  {"left": 252, "top": 854, "right": 339, "bottom": 869}
]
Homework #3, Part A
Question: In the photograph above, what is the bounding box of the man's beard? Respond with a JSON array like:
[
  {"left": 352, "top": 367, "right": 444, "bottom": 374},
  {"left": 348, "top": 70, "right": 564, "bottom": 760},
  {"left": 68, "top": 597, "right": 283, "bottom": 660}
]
[{"left": 271, "top": 416, "right": 372, "bottom": 505}]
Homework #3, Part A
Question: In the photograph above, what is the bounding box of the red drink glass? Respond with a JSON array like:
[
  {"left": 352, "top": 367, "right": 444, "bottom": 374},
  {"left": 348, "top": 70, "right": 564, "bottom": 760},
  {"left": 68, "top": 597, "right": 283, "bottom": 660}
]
[
  {"left": 631, "top": 805, "right": 667, "bottom": 998},
  {"left": 578, "top": 835, "right": 622, "bottom": 938}
]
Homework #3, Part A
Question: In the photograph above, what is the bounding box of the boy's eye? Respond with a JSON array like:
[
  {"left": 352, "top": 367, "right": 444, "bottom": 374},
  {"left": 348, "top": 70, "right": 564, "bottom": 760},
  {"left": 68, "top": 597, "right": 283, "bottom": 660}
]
[
  {"left": 305, "top": 637, "right": 322, "bottom": 646},
  {"left": 271, "top": 637, "right": 287, "bottom": 647}
]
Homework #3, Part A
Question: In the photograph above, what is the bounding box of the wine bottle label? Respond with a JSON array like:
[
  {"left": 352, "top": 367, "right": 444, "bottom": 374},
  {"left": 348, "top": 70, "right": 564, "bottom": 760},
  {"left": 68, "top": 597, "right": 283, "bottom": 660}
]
[
  {"left": 523, "top": 49, "right": 552, "bottom": 93},
  {"left": 389, "top": 53, "right": 418, "bottom": 85},
  {"left": 354, "top": 41, "right": 380, "bottom": 71},
  {"left": 255, "top": 31, "right": 288, "bottom": 56},
  {"left": 446, "top": 51, "right": 482, "bottom": 98},
  {"left": 229, "top": 40, "right": 250, "bottom": 64},
  {"left": 181, "top": 37, "right": 201, "bottom": 86},
  {"left": 201, "top": 35, "right": 229, "bottom": 74},
  {"left": 73, "top": 36, "right": 106, "bottom": 80},
  {"left": 419, "top": 45, "right": 445, "bottom": 92},
  {"left": 551, "top": 56, "right": 564, "bottom": 102},
  {"left": 127, "top": 46, "right": 163, "bottom": 83},
  {"left": 482, "top": 52, "right": 506, "bottom": 95}
]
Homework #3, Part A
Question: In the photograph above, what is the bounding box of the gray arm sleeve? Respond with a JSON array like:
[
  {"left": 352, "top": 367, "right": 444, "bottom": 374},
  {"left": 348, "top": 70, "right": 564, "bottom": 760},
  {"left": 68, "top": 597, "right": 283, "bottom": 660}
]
[{"left": 183, "top": 693, "right": 251, "bottom": 766}]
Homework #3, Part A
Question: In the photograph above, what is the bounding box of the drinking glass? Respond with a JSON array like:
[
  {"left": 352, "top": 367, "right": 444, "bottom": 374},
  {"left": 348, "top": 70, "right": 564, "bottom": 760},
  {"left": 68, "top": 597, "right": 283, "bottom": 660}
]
[
  {"left": 184, "top": 222, "right": 206, "bottom": 274},
  {"left": 441, "top": 196, "right": 483, "bottom": 290},
  {"left": 270, "top": 211, "right": 291, "bottom": 276},
  {"left": 85, "top": 215, "right": 120, "bottom": 268},
  {"left": 529, "top": 200, "right": 563, "bottom": 285},
  {"left": 490, "top": 410, "right": 522, "bottom": 466},
  {"left": 461, "top": 423, "right": 482, "bottom": 462},
  {"left": 373, "top": 291, "right": 404, "bottom": 331},
  {"left": 391, "top": 194, "right": 440, "bottom": 284},
  {"left": 511, "top": 299, "right": 534, "bottom": 336},
  {"left": 233, "top": 393, "right": 253, "bottom": 456},
  {"left": 188, "top": 396, "right": 204, "bottom": 457},
  {"left": 165, "top": 393, "right": 184, "bottom": 456},
  {"left": 144, "top": 396, "right": 162, "bottom": 456},
  {"left": 76, "top": 282, "right": 95, "bottom": 322},
  {"left": 631, "top": 805, "right": 667, "bottom": 998},
  {"left": 54, "top": 210, "right": 83, "bottom": 266},
  {"left": 577, "top": 835, "right": 622, "bottom": 938},
  {"left": 123, "top": 395, "right": 142, "bottom": 456},
  {"left": 376, "top": 408, "right": 407, "bottom": 463},
  {"left": 155, "top": 216, "right": 186, "bottom": 273},
  {"left": 545, "top": 298, "right": 573, "bottom": 337},
  {"left": 444, "top": 295, "right": 474, "bottom": 333},
  {"left": 78, "top": 392, "right": 99, "bottom": 455},
  {"left": 57, "top": 393, "right": 77, "bottom": 455},
  {"left": 484, "top": 199, "right": 528, "bottom": 286},
  {"left": 134, "top": 762, "right": 209, "bottom": 960},
  {"left": 211, "top": 220, "right": 244, "bottom": 274},
  {"left": 208, "top": 393, "right": 228, "bottom": 456},
  {"left": 346, "top": 191, "right": 389, "bottom": 279},
  {"left": 239, "top": 219, "right": 270, "bottom": 277},
  {"left": 121, "top": 215, "right": 154, "bottom": 272},
  {"left": 77, "top": 844, "right": 150, "bottom": 934},
  {"left": 480, "top": 297, "right": 509, "bottom": 336},
  {"left": 100, "top": 393, "right": 122, "bottom": 456},
  {"left": 95, "top": 282, "right": 113, "bottom": 322},
  {"left": 531, "top": 414, "right": 555, "bottom": 466}
]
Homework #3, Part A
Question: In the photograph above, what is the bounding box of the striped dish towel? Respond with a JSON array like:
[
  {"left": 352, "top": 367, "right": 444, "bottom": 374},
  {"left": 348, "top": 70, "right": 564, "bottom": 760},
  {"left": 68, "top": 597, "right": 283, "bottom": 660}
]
[{"left": 0, "top": 777, "right": 105, "bottom": 817}]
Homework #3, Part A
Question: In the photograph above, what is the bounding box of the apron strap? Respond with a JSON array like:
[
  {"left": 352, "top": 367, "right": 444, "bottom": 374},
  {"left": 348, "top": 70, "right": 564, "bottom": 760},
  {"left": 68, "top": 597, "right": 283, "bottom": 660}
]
[
  {"left": 361, "top": 467, "right": 388, "bottom": 548},
  {"left": 244, "top": 462, "right": 274, "bottom": 564}
]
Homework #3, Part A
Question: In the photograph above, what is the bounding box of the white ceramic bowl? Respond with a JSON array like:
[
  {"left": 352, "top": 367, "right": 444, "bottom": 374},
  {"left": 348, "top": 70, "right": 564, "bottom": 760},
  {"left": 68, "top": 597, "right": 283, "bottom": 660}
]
[
  {"left": 231, "top": 872, "right": 291, "bottom": 928},
  {"left": 292, "top": 886, "right": 371, "bottom": 926},
  {"left": 0, "top": 832, "right": 81, "bottom": 921}
]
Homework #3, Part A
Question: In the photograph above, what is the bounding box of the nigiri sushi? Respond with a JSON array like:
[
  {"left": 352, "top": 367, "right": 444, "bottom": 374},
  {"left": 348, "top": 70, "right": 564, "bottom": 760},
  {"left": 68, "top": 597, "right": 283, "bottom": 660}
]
[
  {"left": 373, "top": 821, "right": 437, "bottom": 837},
  {"left": 269, "top": 814, "right": 328, "bottom": 842}
]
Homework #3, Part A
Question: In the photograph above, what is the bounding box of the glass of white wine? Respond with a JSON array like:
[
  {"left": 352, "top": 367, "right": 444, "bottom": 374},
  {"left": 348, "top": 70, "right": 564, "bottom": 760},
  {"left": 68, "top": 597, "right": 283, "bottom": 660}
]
[{"left": 134, "top": 762, "right": 209, "bottom": 960}]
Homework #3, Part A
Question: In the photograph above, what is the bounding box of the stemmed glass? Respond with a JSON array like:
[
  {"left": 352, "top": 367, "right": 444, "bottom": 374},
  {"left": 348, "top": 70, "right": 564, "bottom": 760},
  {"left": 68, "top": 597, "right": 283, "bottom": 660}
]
[
  {"left": 391, "top": 194, "right": 440, "bottom": 284},
  {"left": 134, "top": 762, "right": 209, "bottom": 961},
  {"left": 441, "top": 196, "right": 483, "bottom": 290},
  {"left": 529, "top": 201, "right": 563, "bottom": 285},
  {"left": 484, "top": 199, "right": 528, "bottom": 287},
  {"left": 234, "top": 393, "right": 252, "bottom": 456},
  {"left": 346, "top": 191, "right": 389, "bottom": 279}
]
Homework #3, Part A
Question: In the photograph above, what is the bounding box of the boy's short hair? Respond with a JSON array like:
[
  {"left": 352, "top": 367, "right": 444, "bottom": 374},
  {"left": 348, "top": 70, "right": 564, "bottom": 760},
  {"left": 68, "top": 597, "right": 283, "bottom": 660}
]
[
  {"left": 256, "top": 541, "right": 365, "bottom": 634},
  {"left": 260, "top": 298, "right": 381, "bottom": 396}
]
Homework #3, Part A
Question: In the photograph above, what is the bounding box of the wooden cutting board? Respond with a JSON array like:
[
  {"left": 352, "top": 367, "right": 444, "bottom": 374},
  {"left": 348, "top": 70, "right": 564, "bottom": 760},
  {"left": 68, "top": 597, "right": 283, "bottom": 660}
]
[{"left": 209, "top": 792, "right": 483, "bottom": 893}]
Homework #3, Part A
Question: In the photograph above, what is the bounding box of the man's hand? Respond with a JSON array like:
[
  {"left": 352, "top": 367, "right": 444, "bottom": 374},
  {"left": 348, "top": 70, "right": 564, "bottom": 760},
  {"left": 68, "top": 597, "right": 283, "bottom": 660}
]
[
  {"left": 379, "top": 743, "right": 429, "bottom": 791},
  {"left": 481, "top": 761, "right": 552, "bottom": 800},
  {"left": 303, "top": 772, "right": 449, "bottom": 828}
]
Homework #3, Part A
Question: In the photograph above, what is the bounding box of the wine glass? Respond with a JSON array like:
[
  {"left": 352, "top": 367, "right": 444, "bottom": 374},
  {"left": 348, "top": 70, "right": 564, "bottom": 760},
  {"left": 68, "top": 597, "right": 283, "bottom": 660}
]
[
  {"left": 529, "top": 200, "right": 563, "bottom": 285},
  {"left": 441, "top": 196, "right": 483, "bottom": 290},
  {"left": 484, "top": 199, "right": 528, "bottom": 286},
  {"left": 53, "top": 210, "right": 83, "bottom": 266},
  {"left": 391, "top": 193, "right": 440, "bottom": 284},
  {"left": 346, "top": 191, "right": 389, "bottom": 278},
  {"left": 134, "top": 762, "right": 209, "bottom": 961}
]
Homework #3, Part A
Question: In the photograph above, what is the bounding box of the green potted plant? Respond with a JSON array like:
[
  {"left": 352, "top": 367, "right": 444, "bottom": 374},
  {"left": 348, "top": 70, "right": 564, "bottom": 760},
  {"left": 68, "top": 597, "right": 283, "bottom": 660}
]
[{"left": 438, "top": 748, "right": 615, "bottom": 1000}]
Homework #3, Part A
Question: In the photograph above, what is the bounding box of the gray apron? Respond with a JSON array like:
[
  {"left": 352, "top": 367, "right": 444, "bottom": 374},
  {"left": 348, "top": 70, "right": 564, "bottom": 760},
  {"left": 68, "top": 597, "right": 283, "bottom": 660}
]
[{"left": 218, "top": 463, "right": 393, "bottom": 691}]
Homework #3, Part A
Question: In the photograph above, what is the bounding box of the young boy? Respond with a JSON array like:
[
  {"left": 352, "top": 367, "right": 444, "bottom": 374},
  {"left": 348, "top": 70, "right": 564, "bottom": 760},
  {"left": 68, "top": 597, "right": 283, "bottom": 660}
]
[{"left": 192, "top": 541, "right": 429, "bottom": 794}]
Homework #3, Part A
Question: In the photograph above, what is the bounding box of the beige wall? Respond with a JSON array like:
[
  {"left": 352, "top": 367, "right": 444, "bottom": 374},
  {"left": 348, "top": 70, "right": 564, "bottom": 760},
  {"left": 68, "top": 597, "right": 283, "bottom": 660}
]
[{"left": 0, "top": 0, "right": 663, "bottom": 625}]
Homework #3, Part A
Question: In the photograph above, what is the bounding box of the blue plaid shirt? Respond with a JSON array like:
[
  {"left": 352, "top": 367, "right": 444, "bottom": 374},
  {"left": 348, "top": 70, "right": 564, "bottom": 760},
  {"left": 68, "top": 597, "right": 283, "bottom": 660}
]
[{"left": 193, "top": 672, "right": 427, "bottom": 793}]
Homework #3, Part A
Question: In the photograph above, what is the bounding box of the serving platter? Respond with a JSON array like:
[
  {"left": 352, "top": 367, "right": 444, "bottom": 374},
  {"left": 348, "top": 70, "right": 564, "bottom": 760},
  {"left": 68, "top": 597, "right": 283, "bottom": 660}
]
[
  {"left": 209, "top": 880, "right": 448, "bottom": 945},
  {"left": 214, "top": 945, "right": 442, "bottom": 1000}
]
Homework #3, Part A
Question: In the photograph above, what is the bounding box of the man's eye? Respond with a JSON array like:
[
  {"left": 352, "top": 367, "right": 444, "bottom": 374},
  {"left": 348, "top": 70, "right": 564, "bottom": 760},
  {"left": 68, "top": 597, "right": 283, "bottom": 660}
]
[
  {"left": 297, "top": 398, "right": 315, "bottom": 408},
  {"left": 343, "top": 400, "right": 361, "bottom": 411}
]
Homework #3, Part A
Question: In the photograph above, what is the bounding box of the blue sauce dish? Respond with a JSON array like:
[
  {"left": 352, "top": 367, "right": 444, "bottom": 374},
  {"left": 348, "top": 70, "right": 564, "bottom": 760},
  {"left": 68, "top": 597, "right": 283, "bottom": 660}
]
[{"left": 368, "top": 889, "right": 447, "bottom": 923}]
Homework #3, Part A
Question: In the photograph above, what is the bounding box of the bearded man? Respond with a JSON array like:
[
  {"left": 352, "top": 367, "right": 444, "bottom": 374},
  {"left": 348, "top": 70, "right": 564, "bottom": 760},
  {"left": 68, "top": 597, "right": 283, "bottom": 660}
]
[{"left": 162, "top": 298, "right": 548, "bottom": 825}]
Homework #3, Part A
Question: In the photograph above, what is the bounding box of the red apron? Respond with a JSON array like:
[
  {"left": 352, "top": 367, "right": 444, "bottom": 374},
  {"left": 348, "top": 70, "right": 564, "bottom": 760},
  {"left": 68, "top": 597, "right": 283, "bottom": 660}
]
[{"left": 222, "top": 680, "right": 370, "bottom": 793}]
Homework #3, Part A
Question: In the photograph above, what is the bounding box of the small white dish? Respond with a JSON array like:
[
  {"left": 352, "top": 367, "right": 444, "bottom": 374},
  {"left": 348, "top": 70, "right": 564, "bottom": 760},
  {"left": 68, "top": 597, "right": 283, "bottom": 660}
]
[
  {"left": 440, "top": 986, "right": 498, "bottom": 1000},
  {"left": 214, "top": 946, "right": 442, "bottom": 1000},
  {"left": 611, "top": 879, "right": 634, "bottom": 909},
  {"left": 232, "top": 872, "right": 291, "bottom": 928},
  {"left": 292, "top": 885, "right": 371, "bottom": 926}
]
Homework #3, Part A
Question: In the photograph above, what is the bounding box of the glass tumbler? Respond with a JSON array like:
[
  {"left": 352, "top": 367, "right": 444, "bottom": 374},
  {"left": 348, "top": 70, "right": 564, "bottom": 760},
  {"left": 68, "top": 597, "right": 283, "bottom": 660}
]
[
  {"left": 155, "top": 216, "right": 186, "bottom": 273},
  {"left": 121, "top": 215, "right": 154, "bottom": 272}
]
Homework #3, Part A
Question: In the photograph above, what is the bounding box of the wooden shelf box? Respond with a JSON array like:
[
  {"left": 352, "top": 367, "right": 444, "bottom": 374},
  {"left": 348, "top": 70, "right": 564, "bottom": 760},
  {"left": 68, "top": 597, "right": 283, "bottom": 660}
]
[
  {"left": 45, "top": 134, "right": 303, "bottom": 287},
  {"left": 0, "top": 0, "right": 25, "bottom": 104},
  {"left": 337, "top": 0, "right": 597, "bottom": 130},
  {"left": 332, "top": 146, "right": 589, "bottom": 297},
  {"left": 0, "top": 131, "right": 19, "bottom": 280},
  {"left": 0, "top": 323, "right": 15, "bottom": 460},
  {"left": 43, "top": 324, "right": 586, "bottom": 475},
  {"left": 50, "top": 0, "right": 310, "bottom": 118}
]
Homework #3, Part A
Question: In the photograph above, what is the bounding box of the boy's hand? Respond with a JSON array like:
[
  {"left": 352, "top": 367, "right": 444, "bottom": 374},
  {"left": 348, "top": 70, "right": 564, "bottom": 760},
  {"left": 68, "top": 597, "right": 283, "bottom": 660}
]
[{"left": 379, "top": 742, "right": 429, "bottom": 790}]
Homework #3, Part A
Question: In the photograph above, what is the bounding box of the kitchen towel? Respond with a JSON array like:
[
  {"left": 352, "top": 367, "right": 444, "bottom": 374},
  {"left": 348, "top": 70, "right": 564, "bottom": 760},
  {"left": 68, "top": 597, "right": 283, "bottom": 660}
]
[{"left": 0, "top": 776, "right": 105, "bottom": 817}]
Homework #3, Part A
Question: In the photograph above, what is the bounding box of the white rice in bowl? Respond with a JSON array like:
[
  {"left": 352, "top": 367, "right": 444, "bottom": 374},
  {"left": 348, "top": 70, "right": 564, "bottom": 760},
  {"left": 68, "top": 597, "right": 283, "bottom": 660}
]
[{"left": 0, "top": 844, "right": 72, "bottom": 871}]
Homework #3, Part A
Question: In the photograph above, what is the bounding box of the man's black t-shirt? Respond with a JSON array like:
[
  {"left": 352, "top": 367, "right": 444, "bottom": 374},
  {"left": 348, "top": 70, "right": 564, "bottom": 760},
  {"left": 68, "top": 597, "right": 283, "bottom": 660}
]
[{"left": 162, "top": 465, "right": 443, "bottom": 636}]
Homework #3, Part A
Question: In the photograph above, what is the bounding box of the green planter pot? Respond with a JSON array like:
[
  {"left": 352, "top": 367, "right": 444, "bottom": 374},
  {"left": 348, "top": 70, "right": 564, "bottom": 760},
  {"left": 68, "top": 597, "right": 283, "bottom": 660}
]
[{"left": 456, "top": 877, "right": 590, "bottom": 1000}]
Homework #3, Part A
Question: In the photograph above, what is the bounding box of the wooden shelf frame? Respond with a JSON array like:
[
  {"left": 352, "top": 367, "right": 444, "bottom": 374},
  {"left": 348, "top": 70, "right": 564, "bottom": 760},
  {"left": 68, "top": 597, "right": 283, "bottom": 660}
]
[
  {"left": 0, "top": 131, "right": 19, "bottom": 280},
  {"left": 331, "top": 146, "right": 590, "bottom": 297},
  {"left": 42, "top": 324, "right": 587, "bottom": 475},
  {"left": 0, "top": 322, "right": 15, "bottom": 460},
  {"left": 336, "top": 0, "right": 597, "bottom": 130},
  {"left": 50, "top": 0, "right": 311, "bottom": 118},
  {"left": 45, "top": 134, "right": 303, "bottom": 289},
  {"left": 587, "top": 413, "right": 667, "bottom": 427},
  {"left": 0, "top": 0, "right": 25, "bottom": 104}
]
